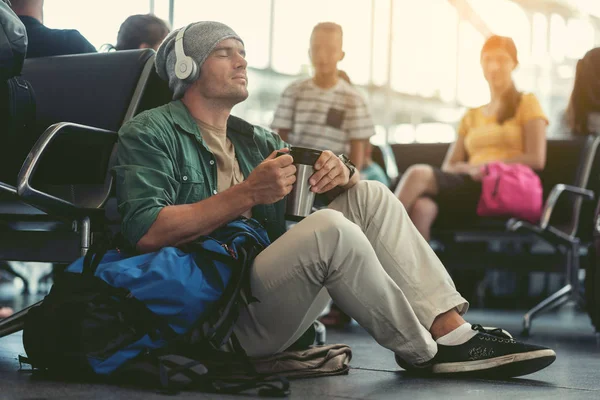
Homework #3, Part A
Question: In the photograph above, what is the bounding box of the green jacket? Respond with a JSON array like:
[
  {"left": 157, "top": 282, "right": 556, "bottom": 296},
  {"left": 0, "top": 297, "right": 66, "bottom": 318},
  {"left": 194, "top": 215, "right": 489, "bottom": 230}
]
[{"left": 114, "top": 100, "right": 288, "bottom": 247}]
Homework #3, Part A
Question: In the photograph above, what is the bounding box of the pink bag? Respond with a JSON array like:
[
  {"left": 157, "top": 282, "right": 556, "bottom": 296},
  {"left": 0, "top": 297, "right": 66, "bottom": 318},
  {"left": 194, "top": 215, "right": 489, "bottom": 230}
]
[{"left": 476, "top": 162, "right": 543, "bottom": 223}]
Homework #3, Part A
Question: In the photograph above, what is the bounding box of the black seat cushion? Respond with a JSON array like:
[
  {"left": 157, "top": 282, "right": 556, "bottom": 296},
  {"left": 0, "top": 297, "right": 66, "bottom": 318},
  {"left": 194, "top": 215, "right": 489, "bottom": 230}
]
[{"left": 22, "top": 50, "right": 155, "bottom": 133}]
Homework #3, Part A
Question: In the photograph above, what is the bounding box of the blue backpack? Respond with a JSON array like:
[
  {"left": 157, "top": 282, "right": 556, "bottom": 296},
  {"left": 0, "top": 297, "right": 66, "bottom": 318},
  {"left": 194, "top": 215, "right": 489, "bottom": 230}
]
[{"left": 21, "top": 218, "right": 290, "bottom": 396}]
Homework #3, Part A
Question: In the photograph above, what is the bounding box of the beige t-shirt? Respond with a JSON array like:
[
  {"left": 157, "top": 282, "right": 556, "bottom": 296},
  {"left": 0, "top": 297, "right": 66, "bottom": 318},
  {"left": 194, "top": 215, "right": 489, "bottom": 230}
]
[{"left": 195, "top": 118, "right": 251, "bottom": 218}]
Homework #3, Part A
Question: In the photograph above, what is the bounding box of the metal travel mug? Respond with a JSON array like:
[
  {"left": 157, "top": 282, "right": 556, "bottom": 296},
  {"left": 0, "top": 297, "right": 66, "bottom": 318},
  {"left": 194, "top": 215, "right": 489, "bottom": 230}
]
[{"left": 285, "top": 147, "right": 322, "bottom": 221}]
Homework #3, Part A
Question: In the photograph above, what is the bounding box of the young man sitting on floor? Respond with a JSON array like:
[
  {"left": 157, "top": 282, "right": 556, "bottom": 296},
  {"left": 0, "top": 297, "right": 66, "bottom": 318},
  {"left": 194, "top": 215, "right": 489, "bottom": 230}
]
[{"left": 114, "top": 21, "right": 556, "bottom": 377}]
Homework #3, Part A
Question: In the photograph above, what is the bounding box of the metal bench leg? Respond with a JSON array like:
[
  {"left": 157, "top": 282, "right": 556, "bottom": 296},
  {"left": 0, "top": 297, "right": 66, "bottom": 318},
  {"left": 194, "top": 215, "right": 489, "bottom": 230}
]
[
  {"left": 522, "top": 284, "right": 572, "bottom": 336},
  {"left": 81, "top": 216, "right": 91, "bottom": 256},
  {"left": 0, "top": 300, "right": 42, "bottom": 338},
  {"left": 0, "top": 215, "right": 94, "bottom": 339},
  {"left": 0, "top": 217, "right": 95, "bottom": 339},
  {"left": 522, "top": 241, "right": 581, "bottom": 336}
]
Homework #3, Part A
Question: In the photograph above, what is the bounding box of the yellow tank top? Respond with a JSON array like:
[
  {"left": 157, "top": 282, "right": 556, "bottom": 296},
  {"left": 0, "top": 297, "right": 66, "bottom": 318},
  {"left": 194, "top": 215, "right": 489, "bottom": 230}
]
[{"left": 458, "top": 93, "right": 548, "bottom": 166}]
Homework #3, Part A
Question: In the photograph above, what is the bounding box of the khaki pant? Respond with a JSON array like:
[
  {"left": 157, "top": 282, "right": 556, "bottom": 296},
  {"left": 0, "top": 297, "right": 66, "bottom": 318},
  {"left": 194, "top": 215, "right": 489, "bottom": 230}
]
[{"left": 233, "top": 181, "right": 468, "bottom": 366}]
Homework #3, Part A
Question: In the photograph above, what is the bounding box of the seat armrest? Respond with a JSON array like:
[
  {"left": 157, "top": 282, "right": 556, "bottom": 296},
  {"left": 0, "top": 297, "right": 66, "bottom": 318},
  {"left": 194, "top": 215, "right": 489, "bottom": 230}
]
[
  {"left": 506, "top": 219, "right": 543, "bottom": 236},
  {"left": 0, "top": 181, "right": 17, "bottom": 196},
  {"left": 506, "top": 217, "right": 577, "bottom": 246},
  {"left": 17, "top": 122, "right": 117, "bottom": 217},
  {"left": 507, "top": 183, "right": 593, "bottom": 246},
  {"left": 539, "top": 184, "right": 594, "bottom": 230}
]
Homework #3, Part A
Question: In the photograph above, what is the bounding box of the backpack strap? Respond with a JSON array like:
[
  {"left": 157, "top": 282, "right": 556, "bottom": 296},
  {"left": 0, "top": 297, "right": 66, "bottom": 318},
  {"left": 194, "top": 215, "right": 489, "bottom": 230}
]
[
  {"left": 157, "top": 353, "right": 290, "bottom": 397},
  {"left": 1, "top": 76, "right": 35, "bottom": 184},
  {"left": 80, "top": 231, "right": 177, "bottom": 341},
  {"left": 203, "top": 245, "right": 260, "bottom": 348},
  {"left": 83, "top": 240, "right": 109, "bottom": 276},
  {"left": 6, "top": 76, "right": 35, "bottom": 129},
  {"left": 120, "top": 292, "right": 178, "bottom": 341},
  {"left": 82, "top": 230, "right": 131, "bottom": 275}
]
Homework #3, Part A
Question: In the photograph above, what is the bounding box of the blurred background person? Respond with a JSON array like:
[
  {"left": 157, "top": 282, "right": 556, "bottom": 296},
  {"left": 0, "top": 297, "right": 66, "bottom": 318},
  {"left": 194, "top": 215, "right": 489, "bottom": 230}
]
[
  {"left": 566, "top": 47, "right": 600, "bottom": 135},
  {"left": 0, "top": 306, "right": 12, "bottom": 319},
  {"left": 271, "top": 22, "right": 374, "bottom": 172},
  {"left": 394, "top": 36, "right": 548, "bottom": 241},
  {"left": 337, "top": 70, "right": 390, "bottom": 186},
  {"left": 106, "top": 13, "right": 170, "bottom": 51},
  {"left": 10, "top": 0, "right": 96, "bottom": 57}
]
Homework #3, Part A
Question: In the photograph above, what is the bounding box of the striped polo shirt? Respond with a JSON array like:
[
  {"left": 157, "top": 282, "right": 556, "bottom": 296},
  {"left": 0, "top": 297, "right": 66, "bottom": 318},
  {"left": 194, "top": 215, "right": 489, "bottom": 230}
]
[{"left": 271, "top": 78, "right": 374, "bottom": 155}]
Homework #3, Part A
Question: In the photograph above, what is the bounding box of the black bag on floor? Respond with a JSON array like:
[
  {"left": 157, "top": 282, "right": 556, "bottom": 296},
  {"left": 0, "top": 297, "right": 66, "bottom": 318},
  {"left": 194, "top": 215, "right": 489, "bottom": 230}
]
[{"left": 20, "top": 222, "right": 290, "bottom": 397}]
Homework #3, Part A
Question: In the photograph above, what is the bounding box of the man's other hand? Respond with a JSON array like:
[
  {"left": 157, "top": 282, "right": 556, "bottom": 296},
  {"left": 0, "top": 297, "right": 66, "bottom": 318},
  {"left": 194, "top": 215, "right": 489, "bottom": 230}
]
[{"left": 309, "top": 150, "right": 349, "bottom": 193}]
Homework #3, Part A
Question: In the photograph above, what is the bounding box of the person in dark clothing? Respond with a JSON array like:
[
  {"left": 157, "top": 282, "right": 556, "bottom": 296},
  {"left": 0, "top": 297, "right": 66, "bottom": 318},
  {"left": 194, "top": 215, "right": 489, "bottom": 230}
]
[
  {"left": 10, "top": 0, "right": 96, "bottom": 58},
  {"left": 107, "top": 14, "right": 170, "bottom": 52},
  {"left": 567, "top": 47, "right": 600, "bottom": 135}
]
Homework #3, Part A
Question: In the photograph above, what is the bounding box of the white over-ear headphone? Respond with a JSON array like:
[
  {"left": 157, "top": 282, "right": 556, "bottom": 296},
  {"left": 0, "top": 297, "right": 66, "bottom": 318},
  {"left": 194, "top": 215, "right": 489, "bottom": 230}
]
[{"left": 174, "top": 24, "right": 199, "bottom": 83}]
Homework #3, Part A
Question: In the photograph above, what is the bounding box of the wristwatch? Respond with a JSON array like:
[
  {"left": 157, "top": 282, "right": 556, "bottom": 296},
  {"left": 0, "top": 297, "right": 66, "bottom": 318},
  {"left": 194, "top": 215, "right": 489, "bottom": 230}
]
[{"left": 338, "top": 154, "right": 356, "bottom": 179}]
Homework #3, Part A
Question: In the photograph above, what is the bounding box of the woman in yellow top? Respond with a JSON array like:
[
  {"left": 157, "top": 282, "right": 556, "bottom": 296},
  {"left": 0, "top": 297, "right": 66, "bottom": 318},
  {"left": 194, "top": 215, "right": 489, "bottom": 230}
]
[{"left": 395, "top": 35, "right": 548, "bottom": 240}]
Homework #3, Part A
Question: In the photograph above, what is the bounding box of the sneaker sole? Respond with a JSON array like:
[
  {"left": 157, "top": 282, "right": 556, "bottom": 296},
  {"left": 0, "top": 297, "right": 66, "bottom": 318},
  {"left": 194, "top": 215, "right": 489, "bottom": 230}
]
[{"left": 432, "top": 349, "right": 556, "bottom": 377}]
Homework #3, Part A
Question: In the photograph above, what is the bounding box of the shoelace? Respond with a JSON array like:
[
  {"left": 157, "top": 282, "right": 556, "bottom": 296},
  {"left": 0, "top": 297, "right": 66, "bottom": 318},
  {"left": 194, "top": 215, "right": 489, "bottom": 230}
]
[{"left": 471, "top": 324, "right": 513, "bottom": 339}]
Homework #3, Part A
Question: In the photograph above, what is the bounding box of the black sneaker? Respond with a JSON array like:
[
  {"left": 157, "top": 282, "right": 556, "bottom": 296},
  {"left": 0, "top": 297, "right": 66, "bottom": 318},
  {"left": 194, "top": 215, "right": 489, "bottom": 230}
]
[{"left": 396, "top": 324, "right": 556, "bottom": 378}]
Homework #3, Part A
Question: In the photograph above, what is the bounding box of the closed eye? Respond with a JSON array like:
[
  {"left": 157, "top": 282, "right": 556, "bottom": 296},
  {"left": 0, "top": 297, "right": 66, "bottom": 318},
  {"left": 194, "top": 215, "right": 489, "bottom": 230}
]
[{"left": 213, "top": 46, "right": 246, "bottom": 59}]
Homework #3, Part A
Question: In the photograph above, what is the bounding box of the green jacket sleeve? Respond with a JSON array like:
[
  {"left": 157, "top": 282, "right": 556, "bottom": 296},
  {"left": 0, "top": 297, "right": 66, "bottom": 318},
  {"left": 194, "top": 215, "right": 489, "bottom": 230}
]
[{"left": 113, "top": 118, "right": 179, "bottom": 247}]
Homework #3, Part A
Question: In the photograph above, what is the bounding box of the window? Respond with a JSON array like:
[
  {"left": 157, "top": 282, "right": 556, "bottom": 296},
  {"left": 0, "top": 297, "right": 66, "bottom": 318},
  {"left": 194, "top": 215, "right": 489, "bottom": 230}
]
[
  {"left": 415, "top": 123, "right": 455, "bottom": 143},
  {"left": 390, "top": 0, "right": 457, "bottom": 100},
  {"left": 565, "top": 18, "right": 594, "bottom": 60},
  {"left": 271, "top": 0, "right": 372, "bottom": 85},
  {"left": 151, "top": 0, "right": 171, "bottom": 26},
  {"left": 44, "top": 0, "right": 151, "bottom": 50},
  {"left": 371, "top": 0, "right": 390, "bottom": 86},
  {"left": 456, "top": 21, "right": 487, "bottom": 108},
  {"left": 550, "top": 14, "right": 567, "bottom": 63},
  {"left": 173, "top": 0, "right": 272, "bottom": 69},
  {"left": 466, "top": 0, "right": 533, "bottom": 90},
  {"left": 567, "top": 0, "right": 600, "bottom": 18},
  {"left": 389, "top": 124, "right": 416, "bottom": 144},
  {"left": 531, "top": 13, "right": 548, "bottom": 65},
  {"left": 466, "top": 0, "right": 531, "bottom": 62},
  {"left": 549, "top": 16, "right": 594, "bottom": 63},
  {"left": 370, "top": 125, "right": 387, "bottom": 146}
]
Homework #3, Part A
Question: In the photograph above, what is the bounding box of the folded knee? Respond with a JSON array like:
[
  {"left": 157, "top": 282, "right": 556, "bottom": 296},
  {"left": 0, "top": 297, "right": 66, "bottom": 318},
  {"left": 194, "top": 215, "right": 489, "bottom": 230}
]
[
  {"left": 404, "top": 164, "right": 435, "bottom": 183},
  {"left": 309, "top": 209, "right": 371, "bottom": 255},
  {"left": 353, "top": 179, "right": 389, "bottom": 195},
  {"left": 310, "top": 209, "right": 358, "bottom": 237}
]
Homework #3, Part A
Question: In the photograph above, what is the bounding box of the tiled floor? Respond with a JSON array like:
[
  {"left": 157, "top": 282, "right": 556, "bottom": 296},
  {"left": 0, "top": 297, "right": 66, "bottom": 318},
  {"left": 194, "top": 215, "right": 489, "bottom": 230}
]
[{"left": 1, "top": 304, "right": 599, "bottom": 399}]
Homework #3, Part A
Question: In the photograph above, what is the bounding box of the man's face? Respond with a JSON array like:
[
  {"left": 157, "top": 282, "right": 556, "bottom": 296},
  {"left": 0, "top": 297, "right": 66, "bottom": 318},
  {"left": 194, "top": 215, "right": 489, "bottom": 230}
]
[
  {"left": 309, "top": 29, "right": 344, "bottom": 76},
  {"left": 194, "top": 38, "right": 248, "bottom": 104}
]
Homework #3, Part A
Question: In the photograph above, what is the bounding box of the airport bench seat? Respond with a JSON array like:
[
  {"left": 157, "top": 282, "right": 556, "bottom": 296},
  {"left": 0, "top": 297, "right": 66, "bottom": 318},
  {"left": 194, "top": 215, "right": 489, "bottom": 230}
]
[
  {"left": 375, "top": 136, "right": 600, "bottom": 334},
  {"left": 0, "top": 49, "right": 171, "bottom": 266}
]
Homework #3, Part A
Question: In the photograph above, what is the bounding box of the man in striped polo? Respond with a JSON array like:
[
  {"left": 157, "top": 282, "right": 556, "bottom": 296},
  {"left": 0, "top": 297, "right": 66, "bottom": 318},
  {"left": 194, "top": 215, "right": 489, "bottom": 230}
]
[{"left": 271, "top": 22, "right": 373, "bottom": 172}]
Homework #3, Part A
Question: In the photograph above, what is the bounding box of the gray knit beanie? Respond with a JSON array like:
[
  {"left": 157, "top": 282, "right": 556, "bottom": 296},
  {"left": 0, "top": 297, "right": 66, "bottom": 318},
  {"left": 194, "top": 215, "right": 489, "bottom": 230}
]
[{"left": 155, "top": 21, "right": 243, "bottom": 100}]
